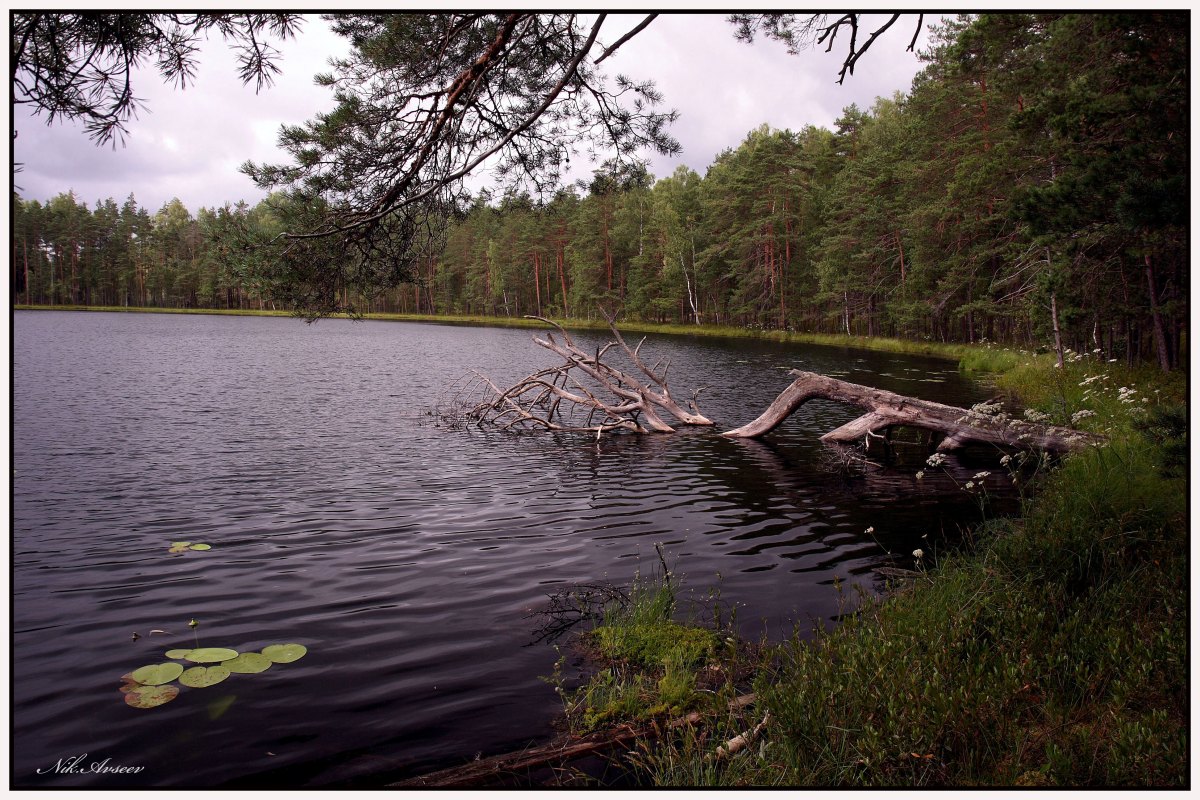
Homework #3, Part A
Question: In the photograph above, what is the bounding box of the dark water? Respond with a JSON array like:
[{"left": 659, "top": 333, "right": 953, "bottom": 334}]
[{"left": 12, "top": 311, "right": 1014, "bottom": 788}]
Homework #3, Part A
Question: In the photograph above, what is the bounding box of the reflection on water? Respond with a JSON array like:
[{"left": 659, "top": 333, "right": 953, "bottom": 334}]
[{"left": 13, "top": 311, "right": 1012, "bottom": 787}]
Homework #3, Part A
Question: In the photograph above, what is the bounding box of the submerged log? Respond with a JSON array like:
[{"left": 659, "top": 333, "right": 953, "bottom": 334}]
[
  {"left": 723, "top": 370, "right": 1104, "bottom": 454},
  {"left": 392, "top": 693, "right": 757, "bottom": 788}
]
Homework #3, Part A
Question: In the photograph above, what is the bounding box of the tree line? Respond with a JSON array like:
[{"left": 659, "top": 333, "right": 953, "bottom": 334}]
[
  {"left": 12, "top": 14, "right": 1186, "bottom": 368},
  {"left": 12, "top": 194, "right": 288, "bottom": 311}
]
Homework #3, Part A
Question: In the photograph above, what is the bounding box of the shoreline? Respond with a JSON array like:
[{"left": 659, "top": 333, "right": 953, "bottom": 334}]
[{"left": 12, "top": 304, "right": 1026, "bottom": 369}]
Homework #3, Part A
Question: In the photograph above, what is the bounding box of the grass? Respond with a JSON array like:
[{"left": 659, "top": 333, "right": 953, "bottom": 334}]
[
  {"left": 554, "top": 350, "right": 1188, "bottom": 788},
  {"left": 548, "top": 552, "right": 749, "bottom": 734}
]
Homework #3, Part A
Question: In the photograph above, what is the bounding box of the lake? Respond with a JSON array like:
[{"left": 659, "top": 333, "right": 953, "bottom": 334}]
[{"left": 12, "top": 310, "right": 1014, "bottom": 787}]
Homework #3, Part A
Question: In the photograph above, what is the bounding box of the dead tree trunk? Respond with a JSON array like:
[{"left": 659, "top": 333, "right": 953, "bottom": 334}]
[
  {"left": 464, "top": 315, "right": 713, "bottom": 434},
  {"left": 392, "top": 693, "right": 757, "bottom": 788},
  {"left": 723, "top": 370, "right": 1104, "bottom": 454}
]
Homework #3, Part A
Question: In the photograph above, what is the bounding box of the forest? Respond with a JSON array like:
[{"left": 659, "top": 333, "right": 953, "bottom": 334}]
[{"left": 12, "top": 14, "right": 1187, "bottom": 370}]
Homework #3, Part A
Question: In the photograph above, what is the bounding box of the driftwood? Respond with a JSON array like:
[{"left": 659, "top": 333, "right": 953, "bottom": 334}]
[
  {"left": 466, "top": 314, "right": 712, "bottom": 434},
  {"left": 724, "top": 370, "right": 1105, "bottom": 454},
  {"left": 392, "top": 693, "right": 757, "bottom": 788}
]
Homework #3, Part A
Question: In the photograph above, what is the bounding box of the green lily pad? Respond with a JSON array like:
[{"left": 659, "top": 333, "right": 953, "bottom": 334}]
[
  {"left": 164, "top": 649, "right": 192, "bottom": 660},
  {"left": 189, "top": 543, "right": 212, "bottom": 551},
  {"left": 184, "top": 647, "right": 239, "bottom": 664},
  {"left": 131, "top": 662, "right": 184, "bottom": 686},
  {"left": 179, "top": 665, "right": 231, "bottom": 688},
  {"left": 262, "top": 643, "right": 307, "bottom": 664},
  {"left": 118, "top": 673, "right": 141, "bottom": 693},
  {"left": 170, "top": 541, "right": 192, "bottom": 548},
  {"left": 168, "top": 546, "right": 189, "bottom": 554},
  {"left": 125, "top": 684, "right": 179, "bottom": 709},
  {"left": 223, "top": 652, "right": 272, "bottom": 674}
]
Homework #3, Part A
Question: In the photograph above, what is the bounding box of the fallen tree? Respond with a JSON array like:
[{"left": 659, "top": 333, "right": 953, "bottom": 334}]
[
  {"left": 723, "top": 369, "right": 1106, "bottom": 453},
  {"left": 462, "top": 322, "right": 1102, "bottom": 455},
  {"left": 464, "top": 315, "right": 713, "bottom": 434}
]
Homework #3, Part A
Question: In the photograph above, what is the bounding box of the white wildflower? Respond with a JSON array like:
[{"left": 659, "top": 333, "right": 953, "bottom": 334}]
[
  {"left": 970, "top": 401, "right": 1004, "bottom": 416},
  {"left": 915, "top": 470, "right": 925, "bottom": 480},
  {"left": 1071, "top": 409, "right": 1096, "bottom": 424},
  {"left": 913, "top": 549, "right": 924, "bottom": 559},
  {"left": 925, "top": 453, "right": 947, "bottom": 467},
  {"left": 865, "top": 526, "right": 875, "bottom": 534},
  {"left": 1000, "top": 455, "right": 1012, "bottom": 467},
  {"left": 973, "top": 471, "right": 991, "bottom": 479},
  {"left": 1023, "top": 408, "right": 1051, "bottom": 423},
  {"left": 965, "top": 481, "right": 975, "bottom": 490}
]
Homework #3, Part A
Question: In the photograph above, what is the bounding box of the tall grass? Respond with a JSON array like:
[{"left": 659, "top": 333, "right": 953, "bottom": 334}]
[{"left": 625, "top": 350, "right": 1188, "bottom": 788}]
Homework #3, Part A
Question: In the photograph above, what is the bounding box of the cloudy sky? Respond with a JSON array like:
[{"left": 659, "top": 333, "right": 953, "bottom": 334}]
[{"left": 12, "top": 13, "right": 935, "bottom": 214}]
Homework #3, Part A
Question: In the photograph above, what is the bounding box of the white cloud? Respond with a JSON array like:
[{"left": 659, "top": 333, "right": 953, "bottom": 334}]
[{"left": 11, "top": 13, "right": 931, "bottom": 214}]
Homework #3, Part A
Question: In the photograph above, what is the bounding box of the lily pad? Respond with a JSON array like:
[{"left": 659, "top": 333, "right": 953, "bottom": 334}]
[
  {"left": 223, "top": 652, "right": 272, "bottom": 674},
  {"left": 125, "top": 684, "right": 179, "bottom": 709},
  {"left": 184, "top": 647, "right": 239, "bottom": 664},
  {"left": 262, "top": 643, "right": 307, "bottom": 664},
  {"left": 170, "top": 541, "right": 193, "bottom": 548},
  {"left": 164, "top": 649, "right": 192, "bottom": 660},
  {"left": 131, "top": 662, "right": 185, "bottom": 686},
  {"left": 189, "top": 543, "right": 212, "bottom": 551},
  {"left": 179, "top": 665, "right": 231, "bottom": 688},
  {"left": 168, "top": 546, "right": 189, "bottom": 554},
  {"left": 118, "top": 673, "right": 142, "bottom": 693}
]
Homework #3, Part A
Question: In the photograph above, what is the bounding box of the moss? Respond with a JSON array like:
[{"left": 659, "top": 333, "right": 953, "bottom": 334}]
[{"left": 590, "top": 622, "right": 717, "bottom": 670}]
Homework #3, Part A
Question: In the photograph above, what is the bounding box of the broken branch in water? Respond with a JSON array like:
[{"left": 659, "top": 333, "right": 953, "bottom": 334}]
[{"left": 464, "top": 313, "right": 713, "bottom": 435}]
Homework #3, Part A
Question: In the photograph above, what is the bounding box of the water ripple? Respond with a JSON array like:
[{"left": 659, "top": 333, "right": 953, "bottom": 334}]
[{"left": 13, "top": 311, "right": 1008, "bottom": 788}]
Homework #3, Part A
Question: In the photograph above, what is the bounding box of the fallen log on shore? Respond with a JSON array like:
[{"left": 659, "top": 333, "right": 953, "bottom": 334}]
[
  {"left": 723, "top": 370, "right": 1104, "bottom": 454},
  {"left": 391, "top": 693, "right": 757, "bottom": 788}
]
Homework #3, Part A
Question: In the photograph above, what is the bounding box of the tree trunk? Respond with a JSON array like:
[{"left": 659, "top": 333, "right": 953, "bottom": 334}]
[
  {"left": 723, "top": 370, "right": 1104, "bottom": 454},
  {"left": 1050, "top": 291, "right": 1065, "bottom": 368},
  {"left": 533, "top": 251, "right": 542, "bottom": 317},
  {"left": 556, "top": 241, "right": 569, "bottom": 317},
  {"left": 23, "top": 236, "right": 31, "bottom": 305},
  {"left": 1144, "top": 252, "right": 1171, "bottom": 372}
]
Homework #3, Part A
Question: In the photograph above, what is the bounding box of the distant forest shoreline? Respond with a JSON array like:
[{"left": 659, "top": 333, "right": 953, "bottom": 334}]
[
  {"left": 12, "top": 14, "right": 1186, "bottom": 370},
  {"left": 8, "top": 303, "right": 1059, "bottom": 371}
]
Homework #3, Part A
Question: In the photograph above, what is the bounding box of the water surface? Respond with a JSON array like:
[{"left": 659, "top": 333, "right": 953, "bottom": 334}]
[{"left": 12, "top": 311, "right": 1012, "bottom": 787}]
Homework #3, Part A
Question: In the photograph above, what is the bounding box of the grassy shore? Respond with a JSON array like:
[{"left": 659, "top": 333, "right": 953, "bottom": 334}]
[{"left": 554, "top": 352, "right": 1187, "bottom": 788}]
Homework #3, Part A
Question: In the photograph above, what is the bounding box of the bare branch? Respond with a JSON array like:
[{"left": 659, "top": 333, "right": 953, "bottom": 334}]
[
  {"left": 595, "top": 14, "right": 658, "bottom": 65},
  {"left": 465, "top": 317, "right": 713, "bottom": 436}
]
